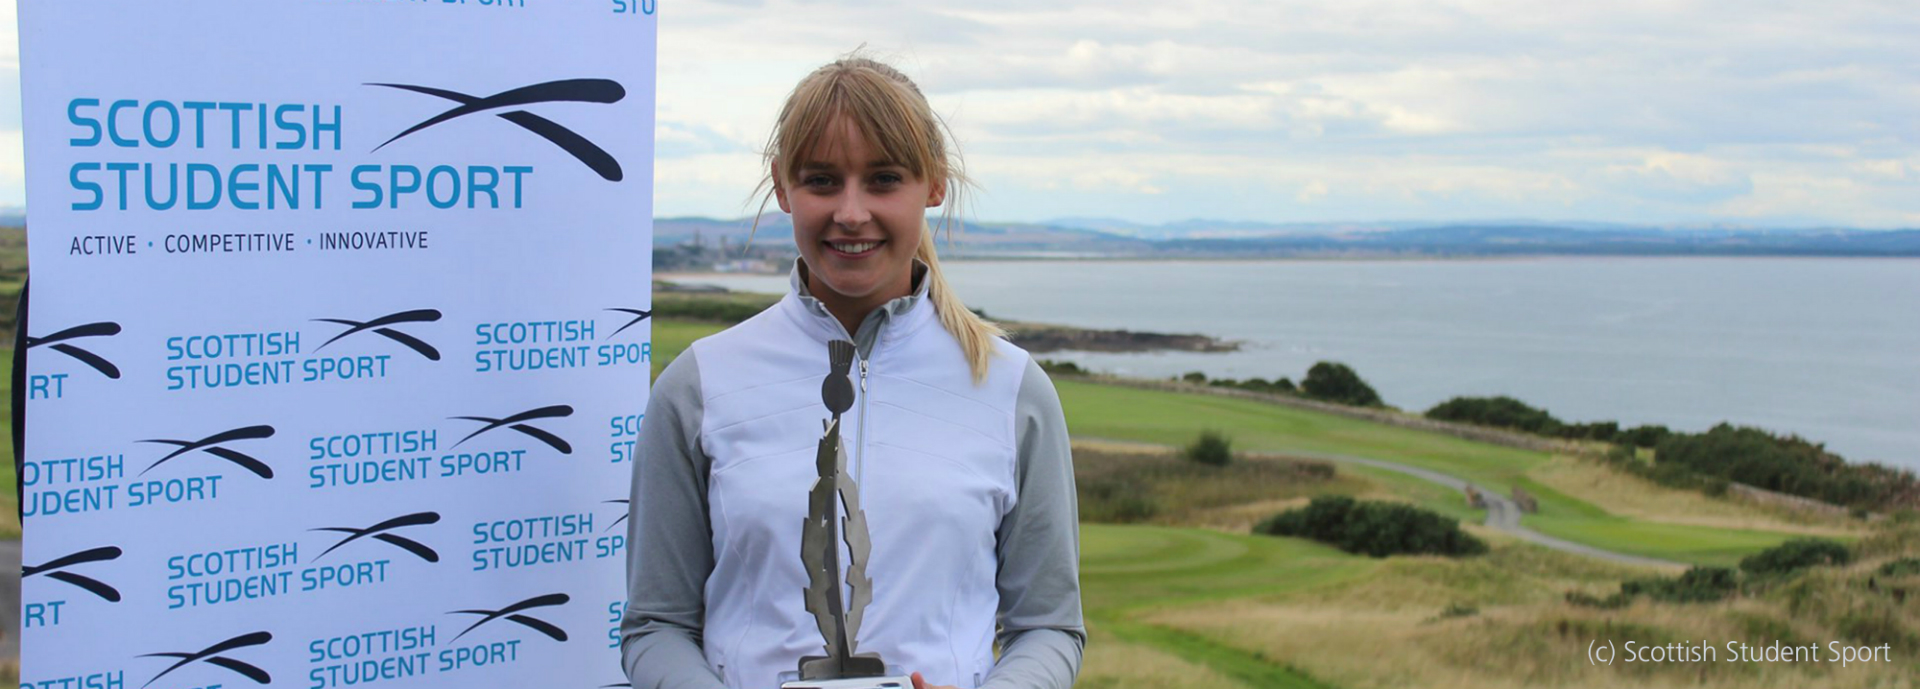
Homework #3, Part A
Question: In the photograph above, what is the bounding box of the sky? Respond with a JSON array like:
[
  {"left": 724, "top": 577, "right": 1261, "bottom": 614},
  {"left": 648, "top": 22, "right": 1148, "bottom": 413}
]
[{"left": 4, "top": 1, "right": 1918, "bottom": 228}]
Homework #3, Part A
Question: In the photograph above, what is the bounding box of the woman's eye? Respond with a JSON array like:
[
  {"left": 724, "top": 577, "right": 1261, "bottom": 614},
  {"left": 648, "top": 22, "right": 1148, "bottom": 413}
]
[
  {"left": 873, "top": 173, "right": 903, "bottom": 186},
  {"left": 803, "top": 175, "right": 834, "bottom": 188}
]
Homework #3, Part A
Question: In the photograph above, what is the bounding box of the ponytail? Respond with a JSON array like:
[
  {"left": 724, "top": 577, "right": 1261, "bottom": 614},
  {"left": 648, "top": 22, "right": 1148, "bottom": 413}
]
[{"left": 915, "top": 225, "right": 1003, "bottom": 384}]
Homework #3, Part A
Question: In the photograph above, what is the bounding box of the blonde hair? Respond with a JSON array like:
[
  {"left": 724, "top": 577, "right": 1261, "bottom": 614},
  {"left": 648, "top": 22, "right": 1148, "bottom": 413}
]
[{"left": 752, "top": 54, "right": 1004, "bottom": 383}]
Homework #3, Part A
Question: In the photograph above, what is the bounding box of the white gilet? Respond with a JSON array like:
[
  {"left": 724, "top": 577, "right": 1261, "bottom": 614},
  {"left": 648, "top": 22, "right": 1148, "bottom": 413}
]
[{"left": 688, "top": 277, "right": 1031, "bottom": 689}]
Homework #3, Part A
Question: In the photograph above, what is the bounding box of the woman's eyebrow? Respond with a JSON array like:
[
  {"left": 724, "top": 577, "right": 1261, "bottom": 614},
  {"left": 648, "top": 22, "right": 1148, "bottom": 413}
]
[{"left": 797, "top": 160, "right": 901, "bottom": 171}]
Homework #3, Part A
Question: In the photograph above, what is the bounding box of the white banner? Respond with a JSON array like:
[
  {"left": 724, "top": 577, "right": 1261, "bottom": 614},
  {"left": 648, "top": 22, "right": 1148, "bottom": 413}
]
[{"left": 16, "top": 1, "right": 655, "bottom": 687}]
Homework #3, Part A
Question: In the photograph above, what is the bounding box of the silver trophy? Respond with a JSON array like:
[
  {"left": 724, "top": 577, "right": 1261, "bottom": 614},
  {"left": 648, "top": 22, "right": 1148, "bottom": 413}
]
[{"left": 779, "top": 340, "right": 910, "bottom": 689}]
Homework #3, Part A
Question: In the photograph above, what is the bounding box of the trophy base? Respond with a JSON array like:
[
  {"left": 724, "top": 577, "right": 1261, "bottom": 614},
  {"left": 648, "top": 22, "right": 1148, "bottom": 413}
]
[{"left": 778, "top": 677, "right": 912, "bottom": 689}]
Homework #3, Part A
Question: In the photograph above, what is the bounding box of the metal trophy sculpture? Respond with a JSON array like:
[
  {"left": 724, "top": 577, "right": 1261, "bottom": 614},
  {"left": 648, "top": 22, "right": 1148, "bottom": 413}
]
[{"left": 781, "top": 340, "right": 910, "bottom": 689}]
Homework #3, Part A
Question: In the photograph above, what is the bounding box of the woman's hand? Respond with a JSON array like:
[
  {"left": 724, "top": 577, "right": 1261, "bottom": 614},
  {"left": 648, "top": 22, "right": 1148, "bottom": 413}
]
[{"left": 909, "top": 671, "right": 959, "bottom": 689}]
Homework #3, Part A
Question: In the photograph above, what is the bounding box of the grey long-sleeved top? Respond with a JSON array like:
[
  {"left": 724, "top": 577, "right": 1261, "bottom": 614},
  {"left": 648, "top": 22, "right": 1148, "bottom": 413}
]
[{"left": 621, "top": 266, "right": 1085, "bottom": 689}]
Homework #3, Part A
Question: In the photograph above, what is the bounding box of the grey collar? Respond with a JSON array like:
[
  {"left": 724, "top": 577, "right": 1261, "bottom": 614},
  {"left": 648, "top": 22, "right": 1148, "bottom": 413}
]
[{"left": 790, "top": 258, "right": 932, "bottom": 358}]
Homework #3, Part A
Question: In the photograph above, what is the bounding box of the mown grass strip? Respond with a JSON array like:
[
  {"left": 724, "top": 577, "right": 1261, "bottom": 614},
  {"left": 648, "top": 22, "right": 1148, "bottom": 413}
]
[
  {"left": 1080, "top": 524, "right": 1375, "bottom": 615},
  {"left": 1100, "top": 616, "right": 1335, "bottom": 689},
  {"left": 1082, "top": 524, "right": 1359, "bottom": 688}
]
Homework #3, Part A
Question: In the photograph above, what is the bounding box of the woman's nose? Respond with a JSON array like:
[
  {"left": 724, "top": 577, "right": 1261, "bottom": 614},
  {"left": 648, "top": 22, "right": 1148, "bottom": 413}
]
[{"left": 833, "top": 188, "right": 872, "bottom": 228}]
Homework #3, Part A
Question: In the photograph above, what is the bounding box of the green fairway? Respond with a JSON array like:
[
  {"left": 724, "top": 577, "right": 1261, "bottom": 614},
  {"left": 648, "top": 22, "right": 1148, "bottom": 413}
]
[
  {"left": 1081, "top": 523, "right": 1374, "bottom": 615},
  {"left": 649, "top": 318, "right": 725, "bottom": 379},
  {"left": 1079, "top": 523, "right": 1371, "bottom": 688},
  {"left": 1053, "top": 379, "right": 1822, "bottom": 565},
  {"left": 1056, "top": 379, "right": 1547, "bottom": 487}
]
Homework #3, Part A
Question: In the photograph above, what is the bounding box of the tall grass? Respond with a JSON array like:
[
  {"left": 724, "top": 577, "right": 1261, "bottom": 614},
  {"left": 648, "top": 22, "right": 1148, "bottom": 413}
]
[
  {"left": 1075, "top": 446, "right": 1349, "bottom": 528},
  {"left": 1141, "top": 520, "right": 1920, "bottom": 689}
]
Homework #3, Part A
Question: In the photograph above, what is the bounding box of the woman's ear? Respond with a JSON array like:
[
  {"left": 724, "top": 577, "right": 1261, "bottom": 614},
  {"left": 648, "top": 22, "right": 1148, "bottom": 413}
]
[
  {"left": 772, "top": 162, "right": 792, "bottom": 213},
  {"left": 926, "top": 177, "right": 947, "bottom": 208}
]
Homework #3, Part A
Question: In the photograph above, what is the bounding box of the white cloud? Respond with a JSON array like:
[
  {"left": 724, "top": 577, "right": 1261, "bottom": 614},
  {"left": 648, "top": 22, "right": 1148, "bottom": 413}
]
[
  {"left": 0, "top": 129, "right": 21, "bottom": 206},
  {"left": 1854, "top": 158, "right": 1911, "bottom": 180},
  {"left": 1298, "top": 180, "right": 1329, "bottom": 203}
]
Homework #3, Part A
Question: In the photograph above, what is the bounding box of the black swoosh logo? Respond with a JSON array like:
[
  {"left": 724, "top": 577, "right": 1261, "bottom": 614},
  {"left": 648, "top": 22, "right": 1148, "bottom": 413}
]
[
  {"left": 25, "top": 322, "right": 122, "bottom": 379},
  {"left": 372, "top": 79, "right": 625, "bottom": 181},
  {"left": 139, "top": 425, "right": 276, "bottom": 478},
  {"left": 23, "top": 546, "right": 123, "bottom": 602},
  {"left": 450, "top": 405, "right": 574, "bottom": 454},
  {"left": 312, "top": 511, "right": 442, "bottom": 563},
  {"left": 448, "top": 593, "right": 571, "bottom": 643},
  {"left": 139, "top": 631, "right": 272, "bottom": 687},
  {"left": 313, "top": 309, "right": 443, "bottom": 360}
]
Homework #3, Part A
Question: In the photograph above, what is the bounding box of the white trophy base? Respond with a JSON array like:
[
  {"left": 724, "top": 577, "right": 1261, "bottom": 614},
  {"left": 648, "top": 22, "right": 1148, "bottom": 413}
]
[{"left": 778, "top": 676, "right": 912, "bottom": 689}]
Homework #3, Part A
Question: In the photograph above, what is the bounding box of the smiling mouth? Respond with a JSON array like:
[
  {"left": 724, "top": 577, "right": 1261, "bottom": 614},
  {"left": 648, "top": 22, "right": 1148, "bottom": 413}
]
[{"left": 825, "top": 239, "right": 884, "bottom": 257}]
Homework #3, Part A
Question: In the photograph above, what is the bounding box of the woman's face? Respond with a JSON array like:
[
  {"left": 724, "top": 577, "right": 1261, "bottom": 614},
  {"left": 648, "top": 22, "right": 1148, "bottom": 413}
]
[{"left": 776, "top": 116, "right": 944, "bottom": 311}]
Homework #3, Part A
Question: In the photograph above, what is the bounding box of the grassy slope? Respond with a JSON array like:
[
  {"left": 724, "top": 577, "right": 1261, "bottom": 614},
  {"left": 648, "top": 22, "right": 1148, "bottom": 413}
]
[
  {"left": 1054, "top": 378, "right": 1819, "bottom": 566},
  {"left": 1079, "top": 523, "right": 1374, "bottom": 688},
  {"left": 1141, "top": 523, "right": 1920, "bottom": 689}
]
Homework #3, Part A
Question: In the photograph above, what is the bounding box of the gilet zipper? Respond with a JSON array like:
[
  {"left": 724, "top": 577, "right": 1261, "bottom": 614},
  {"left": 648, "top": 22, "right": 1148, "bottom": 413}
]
[{"left": 857, "top": 357, "right": 870, "bottom": 484}]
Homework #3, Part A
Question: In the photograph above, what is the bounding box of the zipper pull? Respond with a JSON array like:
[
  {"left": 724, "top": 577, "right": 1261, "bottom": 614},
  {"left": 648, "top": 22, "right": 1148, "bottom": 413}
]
[{"left": 859, "top": 359, "right": 869, "bottom": 392}]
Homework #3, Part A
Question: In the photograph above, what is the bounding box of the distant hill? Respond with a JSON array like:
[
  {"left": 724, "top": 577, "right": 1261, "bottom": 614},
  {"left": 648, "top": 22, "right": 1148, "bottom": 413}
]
[
  {"left": 7, "top": 211, "right": 1912, "bottom": 258},
  {"left": 658, "top": 216, "right": 1920, "bottom": 258},
  {"left": 1164, "top": 225, "right": 1920, "bottom": 257}
]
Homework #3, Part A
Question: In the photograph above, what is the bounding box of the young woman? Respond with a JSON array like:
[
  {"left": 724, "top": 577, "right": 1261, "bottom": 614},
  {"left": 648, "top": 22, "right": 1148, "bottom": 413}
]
[{"left": 621, "top": 56, "right": 1085, "bottom": 689}]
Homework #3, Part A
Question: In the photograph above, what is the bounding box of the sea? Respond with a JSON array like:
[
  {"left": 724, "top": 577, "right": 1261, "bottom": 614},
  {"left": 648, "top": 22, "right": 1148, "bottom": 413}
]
[{"left": 662, "top": 258, "right": 1920, "bottom": 471}]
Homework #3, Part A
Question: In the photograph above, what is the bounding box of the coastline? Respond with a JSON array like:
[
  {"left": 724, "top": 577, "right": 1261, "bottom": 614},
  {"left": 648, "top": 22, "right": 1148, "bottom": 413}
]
[
  {"left": 655, "top": 278, "right": 1240, "bottom": 355},
  {"left": 661, "top": 253, "right": 1920, "bottom": 280}
]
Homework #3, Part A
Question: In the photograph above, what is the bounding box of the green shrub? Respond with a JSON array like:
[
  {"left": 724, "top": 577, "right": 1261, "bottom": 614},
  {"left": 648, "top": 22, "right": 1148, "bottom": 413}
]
[
  {"left": 1300, "top": 362, "right": 1383, "bottom": 407},
  {"left": 1423, "top": 396, "right": 1666, "bottom": 447},
  {"left": 1560, "top": 421, "right": 1622, "bottom": 442},
  {"left": 1183, "top": 430, "right": 1233, "bottom": 467},
  {"left": 1617, "top": 424, "right": 1673, "bottom": 449},
  {"left": 1426, "top": 395, "right": 1564, "bottom": 434},
  {"left": 1739, "top": 538, "right": 1852, "bottom": 576},
  {"left": 1877, "top": 557, "right": 1920, "bottom": 577},
  {"left": 1036, "top": 359, "right": 1086, "bottom": 376},
  {"left": 1078, "top": 475, "right": 1158, "bottom": 523},
  {"left": 1656, "top": 423, "right": 1917, "bottom": 510},
  {"left": 1204, "top": 376, "right": 1297, "bottom": 396},
  {"left": 1180, "top": 371, "right": 1208, "bottom": 384},
  {"left": 1595, "top": 441, "right": 1731, "bottom": 496},
  {"left": 1254, "top": 495, "right": 1486, "bottom": 558},
  {"left": 1619, "top": 566, "right": 1739, "bottom": 603}
]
